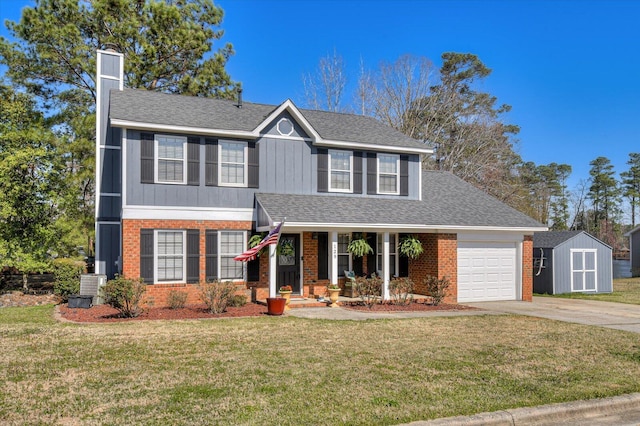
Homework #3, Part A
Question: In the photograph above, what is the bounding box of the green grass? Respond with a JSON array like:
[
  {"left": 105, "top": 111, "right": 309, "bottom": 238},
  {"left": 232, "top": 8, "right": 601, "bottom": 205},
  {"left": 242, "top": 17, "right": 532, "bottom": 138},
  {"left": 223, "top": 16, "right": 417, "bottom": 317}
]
[
  {"left": 544, "top": 277, "right": 640, "bottom": 305},
  {"left": 1, "top": 305, "right": 640, "bottom": 425}
]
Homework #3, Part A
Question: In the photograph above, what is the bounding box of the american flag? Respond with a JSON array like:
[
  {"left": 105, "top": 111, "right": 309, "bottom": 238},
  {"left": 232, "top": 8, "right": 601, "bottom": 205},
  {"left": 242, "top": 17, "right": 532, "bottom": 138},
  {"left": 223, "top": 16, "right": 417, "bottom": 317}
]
[{"left": 234, "top": 221, "right": 284, "bottom": 262}]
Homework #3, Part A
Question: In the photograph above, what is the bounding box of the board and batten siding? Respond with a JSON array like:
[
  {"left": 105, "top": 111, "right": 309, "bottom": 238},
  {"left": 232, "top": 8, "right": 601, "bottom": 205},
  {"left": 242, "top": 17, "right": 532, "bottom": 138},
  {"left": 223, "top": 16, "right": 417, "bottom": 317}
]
[
  {"left": 551, "top": 234, "right": 612, "bottom": 294},
  {"left": 631, "top": 231, "right": 640, "bottom": 274},
  {"left": 125, "top": 130, "right": 422, "bottom": 207}
]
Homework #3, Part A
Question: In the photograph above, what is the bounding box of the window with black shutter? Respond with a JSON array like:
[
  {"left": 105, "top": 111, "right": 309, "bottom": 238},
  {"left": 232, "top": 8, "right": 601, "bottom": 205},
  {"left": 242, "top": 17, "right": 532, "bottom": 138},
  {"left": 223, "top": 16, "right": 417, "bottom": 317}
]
[
  {"left": 353, "top": 152, "right": 363, "bottom": 194},
  {"left": 186, "top": 230, "right": 200, "bottom": 283},
  {"left": 187, "top": 137, "right": 200, "bottom": 186},
  {"left": 140, "top": 229, "right": 154, "bottom": 283},
  {"left": 205, "top": 138, "right": 218, "bottom": 186},
  {"left": 140, "top": 133, "right": 154, "bottom": 183},
  {"left": 205, "top": 230, "right": 218, "bottom": 281},
  {"left": 400, "top": 155, "right": 409, "bottom": 196},
  {"left": 367, "top": 152, "right": 377, "bottom": 194},
  {"left": 317, "top": 148, "right": 328, "bottom": 192},
  {"left": 248, "top": 141, "right": 259, "bottom": 188}
]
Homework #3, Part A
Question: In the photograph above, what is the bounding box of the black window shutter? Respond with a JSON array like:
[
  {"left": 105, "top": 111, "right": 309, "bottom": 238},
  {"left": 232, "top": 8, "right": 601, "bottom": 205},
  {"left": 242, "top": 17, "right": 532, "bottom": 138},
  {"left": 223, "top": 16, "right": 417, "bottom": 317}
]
[
  {"left": 317, "top": 232, "right": 328, "bottom": 280},
  {"left": 205, "top": 138, "right": 218, "bottom": 186},
  {"left": 400, "top": 155, "right": 409, "bottom": 196},
  {"left": 399, "top": 254, "right": 409, "bottom": 277},
  {"left": 353, "top": 152, "right": 363, "bottom": 194},
  {"left": 187, "top": 137, "right": 200, "bottom": 186},
  {"left": 248, "top": 141, "right": 259, "bottom": 188},
  {"left": 247, "top": 259, "right": 260, "bottom": 282},
  {"left": 140, "top": 133, "right": 154, "bottom": 183},
  {"left": 366, "top": 233, "right": 376, "bottom": 275},
  {"left": 367, "top": 153, "right": 377, "bottom": 194},
  {"left": 186, "top": 229, "right": 200, "bottom": 283},
  {"left": 205, "top": 230, "right": 218, "bottom": 281},
  {"left": 317, "top": 148, "right": 328, "bottom": 192},
  {"left": 140, "top": 229, "right": 154, "bottom": 284}
]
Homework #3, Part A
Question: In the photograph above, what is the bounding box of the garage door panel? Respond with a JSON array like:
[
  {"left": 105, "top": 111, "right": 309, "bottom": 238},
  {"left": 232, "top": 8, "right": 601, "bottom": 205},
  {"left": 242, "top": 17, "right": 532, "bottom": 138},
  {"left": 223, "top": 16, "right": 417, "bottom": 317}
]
[{"left": 458, "top": 241, "right": 517, "bottom": 302}]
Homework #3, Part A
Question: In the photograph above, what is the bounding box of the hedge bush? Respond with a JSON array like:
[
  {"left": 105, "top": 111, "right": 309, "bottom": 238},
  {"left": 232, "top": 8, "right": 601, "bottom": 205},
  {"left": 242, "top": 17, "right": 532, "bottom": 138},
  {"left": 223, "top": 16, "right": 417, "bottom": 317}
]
[
  {"left": 101, "top": 275, "right": 146, "bottom": 317},
  {"left": 52, "top": 258, "right": 84, "bottom": 302}
]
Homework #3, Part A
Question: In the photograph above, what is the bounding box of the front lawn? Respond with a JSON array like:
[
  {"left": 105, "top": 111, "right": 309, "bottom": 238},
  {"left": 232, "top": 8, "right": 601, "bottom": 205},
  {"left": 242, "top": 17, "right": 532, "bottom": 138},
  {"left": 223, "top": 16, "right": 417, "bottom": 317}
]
[
  {"left": 1, "top": 305, "right": 640, "bottom": 425},
  {"left": 548, "top": 277, "right": 640, "bottom": 305}
]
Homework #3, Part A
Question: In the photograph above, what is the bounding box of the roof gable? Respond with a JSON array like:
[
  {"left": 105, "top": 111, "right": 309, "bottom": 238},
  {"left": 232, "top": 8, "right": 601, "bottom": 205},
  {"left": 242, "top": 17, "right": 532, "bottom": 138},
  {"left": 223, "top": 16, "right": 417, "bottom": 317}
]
[{"left": 533, "top": 230, "right": 611, "bottom": 249}]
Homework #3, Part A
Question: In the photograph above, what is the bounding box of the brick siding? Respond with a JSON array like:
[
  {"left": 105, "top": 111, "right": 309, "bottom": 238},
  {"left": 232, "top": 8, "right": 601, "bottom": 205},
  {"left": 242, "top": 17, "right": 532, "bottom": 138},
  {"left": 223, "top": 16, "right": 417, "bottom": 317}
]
[{"left": 409, "top": 233, "right": 458, "bottom": 303}]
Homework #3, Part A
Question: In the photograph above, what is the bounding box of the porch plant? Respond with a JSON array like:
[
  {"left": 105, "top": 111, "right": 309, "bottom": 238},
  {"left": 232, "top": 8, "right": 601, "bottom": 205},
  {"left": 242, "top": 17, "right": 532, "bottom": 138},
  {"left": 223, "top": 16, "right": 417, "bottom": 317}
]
[
  {"left": 347, "top": 233, "right": 373, "bottom": 258},
  {"left": 399, "top": 235, "right": 424, "bottom": 259},
  {"left": 279, "top": 285, "right": 293, "bottom": 310},
  {"left": 327, "top": 283, "right": 341, "bottom": 307}
]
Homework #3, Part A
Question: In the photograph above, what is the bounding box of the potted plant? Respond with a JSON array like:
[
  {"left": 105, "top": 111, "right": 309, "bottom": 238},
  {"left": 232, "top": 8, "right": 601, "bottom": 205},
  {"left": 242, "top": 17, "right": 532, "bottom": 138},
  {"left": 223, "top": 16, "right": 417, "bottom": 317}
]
[
  {"left": 399, "top": 234, "right": 424, "bottom": 259},
  {"left": 279, "top": 285, "right": 293, "bottom": 310},
  {"left": 266, "top": 297, "right": 286, "bottom": 315},
  {"left": 327, "top": 283, "right": 341, "bottom": 308},
  {"left": 347, "top": 233, "right": 373, "bottom": 258}
]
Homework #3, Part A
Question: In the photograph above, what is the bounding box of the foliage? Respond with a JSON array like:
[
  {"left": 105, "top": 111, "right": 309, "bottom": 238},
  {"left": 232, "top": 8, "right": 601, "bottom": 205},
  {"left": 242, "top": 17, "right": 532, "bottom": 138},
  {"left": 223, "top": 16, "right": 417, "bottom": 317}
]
[
  {"left": 279, "top": 285, "right": 292, "bottom": 292},
  {"left": 52, "top": 258, "right": 84, "bottom": 302},
  {"left": 424, "top": 275, "right": 451, "bottom": 306},
  {"left": 0, "top": 84, "right": 61, "bottom": 286},
  {"left": 588, "top": 157, "right": 622, "bottom": 245},
  {"left": 228, "top": 294, "right": 247, "bottom": 307},
  {"left": 347, "top": 237, "right": 373, "bottom": 258},
  {"left": 167, "top": 290, "right": 188, "bottom": 310},
  {"left": 198, "top": 280, "right": 235, "bottom": 314},
  {"left": 389, "top": 277, "right": 414, "bottom": 305},
  {"left": 101, "top": 275, "right": 146, "bottom": 318},
  {"left": 398, "top": 235, "right": 424, "bottom": 259},
  {"left": 355, "top": 274, "right": 382, "bottom": 309},
  {"left": 0, "top": 0, "right": 238, "bottom": 257},
  {"left": 327, "top": 283, "right": 340, "bottom": 290},
  {"left": 621, "top": 153, "right": 640, "bottom": 227}
]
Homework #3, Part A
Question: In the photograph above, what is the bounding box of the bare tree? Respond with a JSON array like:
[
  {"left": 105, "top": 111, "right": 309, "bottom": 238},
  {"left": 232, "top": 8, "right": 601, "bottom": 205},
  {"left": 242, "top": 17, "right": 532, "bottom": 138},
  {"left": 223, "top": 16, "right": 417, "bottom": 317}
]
[
  {"left": 302, "top": 49, "right": 346, "bottom": 112},
  {"left": 354, "top": 57, "right": 376, "bottom": 116}
]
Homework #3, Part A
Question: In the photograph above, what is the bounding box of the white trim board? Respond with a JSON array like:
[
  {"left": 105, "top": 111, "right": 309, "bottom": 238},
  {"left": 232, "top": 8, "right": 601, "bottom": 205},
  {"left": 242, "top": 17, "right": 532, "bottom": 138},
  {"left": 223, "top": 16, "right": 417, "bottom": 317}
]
[{"left": 122, "top": 206, "right": 254, "bottom": 221}]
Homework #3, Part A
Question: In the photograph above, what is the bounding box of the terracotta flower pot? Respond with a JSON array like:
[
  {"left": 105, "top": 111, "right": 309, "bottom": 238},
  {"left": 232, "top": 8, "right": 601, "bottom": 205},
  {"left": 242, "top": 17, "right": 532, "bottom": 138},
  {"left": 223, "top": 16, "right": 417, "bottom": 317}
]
[
  {"left": 266, "top": 297, "right": 286, "bottom": 315},
  {"left": 328, "top": 288, "right": 341, "bottom": 308}
]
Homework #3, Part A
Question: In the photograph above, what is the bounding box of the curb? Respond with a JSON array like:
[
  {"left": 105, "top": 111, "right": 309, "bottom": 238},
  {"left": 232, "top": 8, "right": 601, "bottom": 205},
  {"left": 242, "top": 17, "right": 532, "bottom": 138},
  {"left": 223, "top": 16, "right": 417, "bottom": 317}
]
[{"left": 404, "top": 393, "right": 640, "bottom": 425}]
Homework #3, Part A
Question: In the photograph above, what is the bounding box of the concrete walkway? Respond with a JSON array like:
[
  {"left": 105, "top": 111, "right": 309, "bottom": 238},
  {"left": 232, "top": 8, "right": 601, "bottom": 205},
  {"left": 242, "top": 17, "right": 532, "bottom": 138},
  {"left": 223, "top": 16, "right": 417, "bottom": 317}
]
[{"left": 467, "top": 296, "right": 640, "bottom": 334}]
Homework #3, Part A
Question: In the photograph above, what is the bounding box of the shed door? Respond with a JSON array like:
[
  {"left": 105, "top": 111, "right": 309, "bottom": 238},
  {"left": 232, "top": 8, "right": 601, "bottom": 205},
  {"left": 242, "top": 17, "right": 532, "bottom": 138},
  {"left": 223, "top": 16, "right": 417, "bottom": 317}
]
[
  {"left": 571, "top": 249, "right": 597, "bottom": 292},
  {"left": 458, "top": 242, "right": 517, "bottom": 302}
]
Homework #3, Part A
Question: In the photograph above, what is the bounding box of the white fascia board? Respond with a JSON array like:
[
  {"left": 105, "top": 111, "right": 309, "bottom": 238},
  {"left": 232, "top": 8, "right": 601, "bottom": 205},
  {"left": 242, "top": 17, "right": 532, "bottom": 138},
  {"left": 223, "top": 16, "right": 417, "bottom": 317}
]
[
  {"left": 274, "top": 222, "right": 548, "bottom": 234},
  {"left": 624, "top": 224, "right": 640, "bottom": 237},
  {"left": 109, "top": 119, "right": 257, "bottom": 139},
  {"left": 252, "top": 99, "right": 321, "bottom": 141},
  {"left": 122, "top": 206, "right": 253, "bottom": 221},
  {"left": 314, "top": 139, "right": 433, "bottom": 155}
]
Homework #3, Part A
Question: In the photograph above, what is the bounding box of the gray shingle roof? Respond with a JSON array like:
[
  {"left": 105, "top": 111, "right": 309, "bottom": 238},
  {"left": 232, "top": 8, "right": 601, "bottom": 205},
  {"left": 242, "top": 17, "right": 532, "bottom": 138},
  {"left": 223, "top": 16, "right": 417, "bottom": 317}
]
[
  {"left": 108, "top": 89, "right": 425, "bottom": 150},
  {"left": 532, "top": 230, "right": 607, "bottom": 248},
  {"left": 256, "top": 171, "right": 544, "bottom": 229}
]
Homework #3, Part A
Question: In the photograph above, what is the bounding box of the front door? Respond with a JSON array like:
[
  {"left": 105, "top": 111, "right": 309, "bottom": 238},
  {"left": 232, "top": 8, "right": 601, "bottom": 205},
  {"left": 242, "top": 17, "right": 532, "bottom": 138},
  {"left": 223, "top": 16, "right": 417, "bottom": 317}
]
[{"left": 277, "top": 234, "right": 301, "bottom": 294}]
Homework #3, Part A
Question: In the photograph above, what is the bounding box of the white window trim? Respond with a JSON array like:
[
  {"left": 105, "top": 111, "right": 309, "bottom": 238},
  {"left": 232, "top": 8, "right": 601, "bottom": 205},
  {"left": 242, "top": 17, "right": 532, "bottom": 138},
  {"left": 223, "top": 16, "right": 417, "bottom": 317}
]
[
  {"left": 218, "top": 141, "right": 248, "bottom": 187},
  {"left": 328, "top": 149, "right": 353, "bottom": 193},
  {"left": 154, "top": 135, "right": 187, "bottom": 185},
  {"left": 218, "top": 230, "right": 247, "bottom": 281},
  {"left": 154, "top": 230, "right": 187, "bottom": 284},
  {"left": 377, "top": 154, "right": 400, "bottom": 195},
  {"left": 570, "top": 249, "right": 598, "bottom": 292},
  {"left": 337, "top": 233, "right": 352, "bottom": 272}
]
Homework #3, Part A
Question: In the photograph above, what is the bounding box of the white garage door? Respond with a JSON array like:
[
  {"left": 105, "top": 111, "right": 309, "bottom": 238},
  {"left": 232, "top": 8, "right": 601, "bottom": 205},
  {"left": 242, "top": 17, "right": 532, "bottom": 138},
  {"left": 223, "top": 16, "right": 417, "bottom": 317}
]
[{"left": 458, "top": 241, "right": 517, "bottom": 302}]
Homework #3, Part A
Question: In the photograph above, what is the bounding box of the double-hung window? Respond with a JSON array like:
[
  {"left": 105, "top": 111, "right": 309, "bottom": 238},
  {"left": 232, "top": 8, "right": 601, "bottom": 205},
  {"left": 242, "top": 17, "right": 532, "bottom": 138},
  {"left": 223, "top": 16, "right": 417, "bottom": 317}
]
[
  {"left": 220, "top": 231, "right": 245, "bottom": 280},
  {"left": 337, "top": 233, "right": 351, "bottom": 273},
  {"left": 377, "top": 233, "right": 397, "bottom": 278},
  {"left": 378, "top": 154, "right": 400, "bottom": 194},
  {"left": 329, "top": 150, "right": 352, "bottom": 192},
  {"left": 156, "top": 135, "right": 187, "bottom": 184},
  {"left": 220, "top": 141, "right": 247, "bottom": 186},
  {"left": 156, "top": 230, "right": 186, "bottom": 282}
]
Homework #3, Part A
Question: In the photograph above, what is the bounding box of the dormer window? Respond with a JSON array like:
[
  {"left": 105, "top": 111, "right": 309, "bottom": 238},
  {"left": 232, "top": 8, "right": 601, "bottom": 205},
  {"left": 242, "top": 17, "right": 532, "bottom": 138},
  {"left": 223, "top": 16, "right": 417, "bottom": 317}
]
[
  {"left": 329, "top": 149, "right": 353, "bottom": 192},
  {"left": 377, "top": 154, "right": 400, "bottom": 194}
]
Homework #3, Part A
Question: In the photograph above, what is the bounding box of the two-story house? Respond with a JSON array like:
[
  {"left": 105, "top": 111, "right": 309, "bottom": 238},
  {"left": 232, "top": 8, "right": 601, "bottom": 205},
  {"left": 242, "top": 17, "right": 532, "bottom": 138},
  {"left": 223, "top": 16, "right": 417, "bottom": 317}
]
[{"left": 95, "top": 49, "right": 546, "bottom": 307}]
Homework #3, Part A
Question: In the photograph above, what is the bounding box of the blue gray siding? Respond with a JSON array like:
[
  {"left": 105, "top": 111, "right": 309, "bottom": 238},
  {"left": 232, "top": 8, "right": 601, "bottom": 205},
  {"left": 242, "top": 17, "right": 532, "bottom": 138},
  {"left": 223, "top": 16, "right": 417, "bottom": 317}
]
[
  {"left": 631, "top": 231, "right": 640, "bottom": 275},
  {"left": 534, "top": 233, "right": 612, "bottom": 294},
  {"left": 125, "top": 129, "right": 422, "bottom": 208}
]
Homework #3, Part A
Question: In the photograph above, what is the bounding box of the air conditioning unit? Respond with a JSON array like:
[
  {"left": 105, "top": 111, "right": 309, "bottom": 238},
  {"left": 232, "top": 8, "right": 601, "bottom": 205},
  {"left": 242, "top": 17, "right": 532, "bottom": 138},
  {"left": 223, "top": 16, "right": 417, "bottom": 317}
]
[{"left": 80, "top": 274, "right": 107, "bottom": 305}]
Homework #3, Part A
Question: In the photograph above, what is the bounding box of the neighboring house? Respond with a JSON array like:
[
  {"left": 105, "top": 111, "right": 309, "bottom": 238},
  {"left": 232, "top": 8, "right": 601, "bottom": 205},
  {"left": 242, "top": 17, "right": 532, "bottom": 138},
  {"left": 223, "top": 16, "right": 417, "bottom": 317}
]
[
  {"left": 95, "top": 49, "right": 546, "bottom": 307},
  {"left": 625, "top": 225, "right": 640, "bottom": 276},
  {"left": 533, "top": 231, "right": 613, "bottom": 294}
]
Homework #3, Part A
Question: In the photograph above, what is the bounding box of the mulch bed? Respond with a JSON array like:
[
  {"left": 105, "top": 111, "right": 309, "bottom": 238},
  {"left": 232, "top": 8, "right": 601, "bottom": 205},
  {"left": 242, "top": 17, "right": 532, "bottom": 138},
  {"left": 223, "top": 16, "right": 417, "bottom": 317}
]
[
  {"left": 343, "top": 300, "right": 477, "bottom": 312},
  {"left": 59, "top": 303, "right": 268, "bottom": 323}
]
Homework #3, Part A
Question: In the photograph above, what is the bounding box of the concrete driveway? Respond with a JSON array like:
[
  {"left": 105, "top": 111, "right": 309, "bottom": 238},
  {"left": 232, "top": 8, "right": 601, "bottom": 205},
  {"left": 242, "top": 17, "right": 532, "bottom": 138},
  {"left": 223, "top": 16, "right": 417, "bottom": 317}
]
[{"left": 467, "top": 297, "right": 640, "bottom": 334}]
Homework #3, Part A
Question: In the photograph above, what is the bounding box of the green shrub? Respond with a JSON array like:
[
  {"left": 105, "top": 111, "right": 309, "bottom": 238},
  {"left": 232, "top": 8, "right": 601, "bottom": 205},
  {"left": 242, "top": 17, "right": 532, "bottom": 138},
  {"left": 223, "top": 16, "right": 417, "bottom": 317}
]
[
  {"left": 424, "top": 275, "right": 450, "bottom": 306},
  {"left": 167, "top": 290, "right": 188, "bottom": 309},
  {"left": 389, "top": 277, "right": 414, "bottom": 305},
  {"left": 52, "top": 258, "right": 84, "bottom": 302},
  {"left": 198, "top": 280, "right": 235, "bottom": 314},
  {"left": 355, "top": 274, "right": 382, "bottom": 309},
  {"left": 228, "top": 294, "right": 247, "bottom": 307},
  {"left": 101, "top": 275, "right": 146, "bottom": 317}
]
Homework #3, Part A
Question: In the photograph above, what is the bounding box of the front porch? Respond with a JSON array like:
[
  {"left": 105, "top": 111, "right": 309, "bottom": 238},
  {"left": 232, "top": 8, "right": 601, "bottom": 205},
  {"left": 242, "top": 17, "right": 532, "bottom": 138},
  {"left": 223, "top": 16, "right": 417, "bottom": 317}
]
[{"left": 255, "top": 293, "right": 432, "bottom": 309}]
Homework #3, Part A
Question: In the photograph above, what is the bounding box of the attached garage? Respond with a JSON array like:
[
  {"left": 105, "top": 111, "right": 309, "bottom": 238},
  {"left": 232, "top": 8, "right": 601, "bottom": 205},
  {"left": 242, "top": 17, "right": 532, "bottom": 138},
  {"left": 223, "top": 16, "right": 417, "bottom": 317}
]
[{"left": 457, "top": 241, "right": 518, "bottom": 302}]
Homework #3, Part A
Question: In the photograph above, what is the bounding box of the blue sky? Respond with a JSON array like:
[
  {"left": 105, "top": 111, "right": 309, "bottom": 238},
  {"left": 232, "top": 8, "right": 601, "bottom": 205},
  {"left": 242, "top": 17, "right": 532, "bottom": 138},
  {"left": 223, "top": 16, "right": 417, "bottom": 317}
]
[{"left": 2, "top": 0, "right": 639, "bottom": 219}]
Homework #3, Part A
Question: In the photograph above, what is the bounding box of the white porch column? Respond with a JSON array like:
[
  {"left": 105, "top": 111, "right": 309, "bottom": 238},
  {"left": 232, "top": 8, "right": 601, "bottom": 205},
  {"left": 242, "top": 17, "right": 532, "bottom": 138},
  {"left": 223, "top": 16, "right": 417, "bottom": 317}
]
[
  {"left": 269, "top": 243, "right": 277, "bottom": 298},
  {"left": 331, "top": 231, "right": 338, "bottom": 285},
  {"left": 382, "top": 232, "right": 390, "bottom": 300}
]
